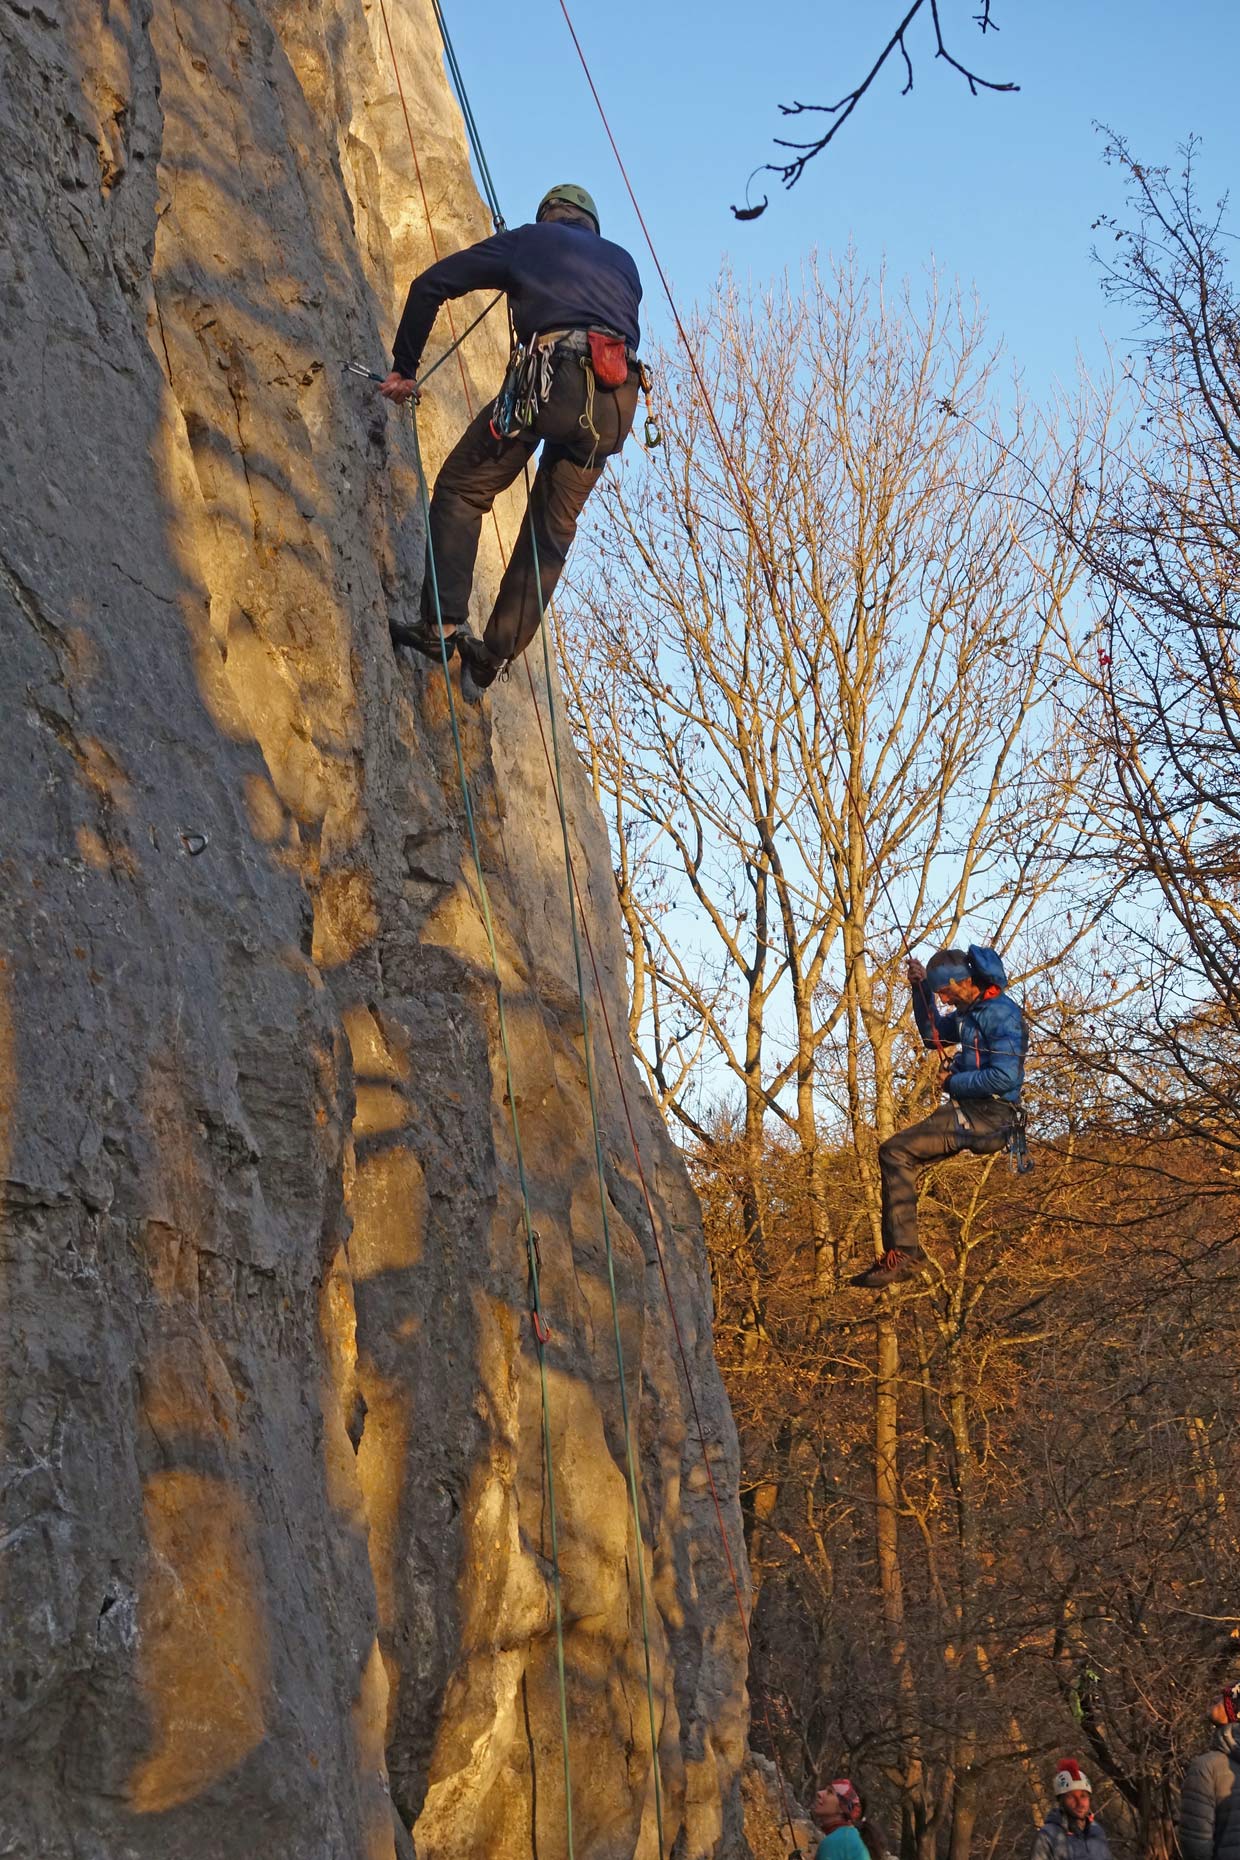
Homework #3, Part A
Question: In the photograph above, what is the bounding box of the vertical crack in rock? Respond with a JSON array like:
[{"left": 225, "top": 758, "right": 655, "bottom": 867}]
[{"left": 0, "top": 3, "right": 751, "bottom": 1857}]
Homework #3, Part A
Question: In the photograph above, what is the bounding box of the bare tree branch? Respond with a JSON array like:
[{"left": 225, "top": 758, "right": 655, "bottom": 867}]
[{"left": 732, "top": 0, "right": 1019, "bottom": 215}]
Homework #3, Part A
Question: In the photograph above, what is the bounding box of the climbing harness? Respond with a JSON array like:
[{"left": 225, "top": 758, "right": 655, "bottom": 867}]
[
  {"left": 950, "top": 1099, "right": 1017, "bottom": 1157},
  {"left": 489, "top": 326, "right": 650, "bottom": 464}
]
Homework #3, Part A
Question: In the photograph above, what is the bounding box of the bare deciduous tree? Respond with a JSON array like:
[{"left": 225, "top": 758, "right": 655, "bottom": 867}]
[
  {"left": 559, "top": 257, "right": 1124, "bottom": 1852},
  {"left": 562, "top": 256, "right": 1110, "bottom": 1310},
  {"left": 1055, "top": 135, "right": 1240, "bottom": 1146}
]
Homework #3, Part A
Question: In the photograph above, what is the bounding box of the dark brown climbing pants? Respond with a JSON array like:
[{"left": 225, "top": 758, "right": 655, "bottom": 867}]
[
  {"left": 421, "top": 347, "right": 639, "bottom": 664},
  {"left": 879, "top": 1099, "right": 1016, "bottom": 1253}
]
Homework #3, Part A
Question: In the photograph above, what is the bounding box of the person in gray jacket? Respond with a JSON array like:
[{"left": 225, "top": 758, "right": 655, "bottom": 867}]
[
  {"left": 1031, "top": 1760, "right": 1113, "bottom": 1860},
  {"left": 1180, "top": 1684, "right": 1240, "bottom": 1860}
]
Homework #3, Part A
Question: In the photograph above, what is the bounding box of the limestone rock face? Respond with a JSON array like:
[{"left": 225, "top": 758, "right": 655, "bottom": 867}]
[{"left": 0, "top": 3, "right": 749, "bottom": 1857}]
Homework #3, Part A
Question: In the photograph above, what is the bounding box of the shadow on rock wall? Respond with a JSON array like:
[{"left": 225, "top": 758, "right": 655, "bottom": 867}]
[{"left": 0, "top": 2, "right": 750, "bottom": 1857}]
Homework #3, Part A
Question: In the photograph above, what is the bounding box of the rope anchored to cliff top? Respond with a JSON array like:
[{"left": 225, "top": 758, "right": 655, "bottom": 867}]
[{"left": 373, "top": 7, "right": 579, "bottom": 1838}]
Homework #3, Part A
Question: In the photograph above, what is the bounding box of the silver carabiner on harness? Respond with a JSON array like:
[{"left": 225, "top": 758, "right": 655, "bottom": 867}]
[{"left": 490, "top": 341, "right": 529, "bottom": 439}]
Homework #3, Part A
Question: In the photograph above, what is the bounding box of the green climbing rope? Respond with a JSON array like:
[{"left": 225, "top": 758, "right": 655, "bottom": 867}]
[
  {"left": 423, "top": 12, "right": 803, "bottom": 1852},
  {"left": 430, "top": 0, "right": 505, "bottom": 232},
  {"left": 525, "top": 466, "right": 668, "bottom": 1860},
  {"left": 408, "top": 406, "right": 576, "bottom": 1860}
]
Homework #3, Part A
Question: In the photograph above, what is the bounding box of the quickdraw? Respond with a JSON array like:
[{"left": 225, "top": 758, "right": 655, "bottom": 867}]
[
  {"left": 528, "top": 1228, "right": 553, "bottom": 1344},
  {"left": 1007, "top": 1103, "right": 1033, "bottom": 1174},
  {"left": 491, "top": 336, "right": 557, "bottom": 440},
  {"left": 636, "top": 357, "right": 661, "bottom": 450}
]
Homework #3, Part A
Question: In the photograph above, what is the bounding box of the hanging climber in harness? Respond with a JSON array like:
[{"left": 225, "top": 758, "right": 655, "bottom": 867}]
[
  {"left": 378, "top": 184, "right": 645, "bottom": 701},
  {"left": 852, "top": 945, "right": 1029, "bottom": 1290}
]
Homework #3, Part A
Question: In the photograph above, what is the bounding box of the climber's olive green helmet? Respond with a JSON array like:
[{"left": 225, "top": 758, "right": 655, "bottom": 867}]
[{"left": 536, "top": 183, "right": 600, "bottom": 232}]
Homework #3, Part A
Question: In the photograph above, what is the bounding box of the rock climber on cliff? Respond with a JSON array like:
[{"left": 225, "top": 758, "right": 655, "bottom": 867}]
[
  {"left": 851, "top": 944, "right": 1028, "bottom": 1290},
  {"left": 378, "top": 184, "right": 644, "bottom": 702}
]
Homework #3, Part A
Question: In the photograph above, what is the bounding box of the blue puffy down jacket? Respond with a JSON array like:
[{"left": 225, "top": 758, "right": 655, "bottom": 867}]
[{"left": 911, "top": 944, "right": 1026, "bottom": 1103}]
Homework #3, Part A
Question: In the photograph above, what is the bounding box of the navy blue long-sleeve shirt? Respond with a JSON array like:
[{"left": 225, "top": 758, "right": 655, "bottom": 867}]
[{"left": 392, "top": 220, "right": 643, "bottom": 378}]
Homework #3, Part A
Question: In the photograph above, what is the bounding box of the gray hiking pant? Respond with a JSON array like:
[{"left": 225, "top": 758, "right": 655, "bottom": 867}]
[
  {"left": 879, "top": 1099, "right": 1016, "bottom": 1253},
  {"left": 420, "top": 347, "right": 639, "bottom": 664}
]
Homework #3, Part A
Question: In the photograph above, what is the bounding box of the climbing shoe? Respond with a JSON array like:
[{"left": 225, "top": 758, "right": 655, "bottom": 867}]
[
  {"left": 390, "top": 616, "right": 462, "bottom": 660},
  {"left": 850, "top": 1247, "right": 924, "bottom": 1290},
  {"left": 457, "top": 633, "right": 505, "bottom": 705}
]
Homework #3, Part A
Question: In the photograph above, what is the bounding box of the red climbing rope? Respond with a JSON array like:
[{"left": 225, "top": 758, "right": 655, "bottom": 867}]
[
  {"left": 555, "top": 0, "right": 1076, "bottom": 1138},
  {"left": 375, "top": 0, "right": 509, "bottom": 568},
  {"left": 376, "top": 0, "right": 477, "bottom": 415},
  {"left": 560, "top": 0, "right": 931, "bottom": 999},
  {"left": 542, "top": 9, "right": 827, "bottom": 1838}
]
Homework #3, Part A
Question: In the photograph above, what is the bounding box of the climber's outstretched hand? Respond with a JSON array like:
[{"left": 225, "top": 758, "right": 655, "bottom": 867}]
[{"left": 379, "top": 372, "right": 420, "bottom": 405}]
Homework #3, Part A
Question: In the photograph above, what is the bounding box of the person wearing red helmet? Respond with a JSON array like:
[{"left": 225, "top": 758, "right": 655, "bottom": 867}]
[
  {"left": 1031, "top": 1760, "right": 1113, "bottom": 1860},
  {"left": 1180, "top": 1684, "right": 1240, "bottom": 1860}
]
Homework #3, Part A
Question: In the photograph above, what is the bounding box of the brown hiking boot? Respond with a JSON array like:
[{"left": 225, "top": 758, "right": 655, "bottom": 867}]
[{"left": 850, "top": 1247, "right": 923, "bottom": 1290}]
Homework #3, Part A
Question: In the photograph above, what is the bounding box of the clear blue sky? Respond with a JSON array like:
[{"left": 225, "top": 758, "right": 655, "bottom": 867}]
[{"left": 440, "top": 0, "right": 1239, "bottom": 396}]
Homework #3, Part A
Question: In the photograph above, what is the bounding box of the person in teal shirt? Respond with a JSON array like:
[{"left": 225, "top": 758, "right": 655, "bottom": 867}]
[{"left": 812, "top": 1780, "right": 882, "bottom": 1860}]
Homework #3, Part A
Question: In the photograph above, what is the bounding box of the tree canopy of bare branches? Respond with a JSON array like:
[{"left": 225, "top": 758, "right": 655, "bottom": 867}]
[
  {"left": 562, "top": 255, "right": 1111, "bottom": 1311},
  {"left": 557, "top": 141, "right": 1240, "bottom": 1860}
]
